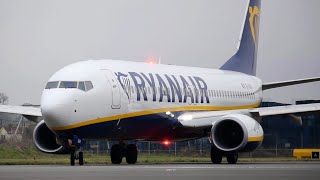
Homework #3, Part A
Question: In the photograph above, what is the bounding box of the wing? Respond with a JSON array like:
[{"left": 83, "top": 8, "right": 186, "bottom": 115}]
[
  {"left": 177, "top": 103, "right": 320, "bottom": 127},
  {"left": 249, "top": 103, "right": 320, "bottom": 116},
  {"left": 0, "top": 105, "right": 42, "bottom": 123}
]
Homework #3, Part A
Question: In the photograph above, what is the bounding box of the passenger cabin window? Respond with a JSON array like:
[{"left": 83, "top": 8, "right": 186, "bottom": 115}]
[
  {"left": 45, "top": 81, "right": 59, "bottom": 89},
  {"left": 59, "top": 81, "right": 77, "bottom": 88}
]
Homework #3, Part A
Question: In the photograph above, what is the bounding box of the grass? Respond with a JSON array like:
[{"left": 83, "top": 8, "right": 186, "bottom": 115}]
[{"left": 0, "top": 145, "right": 317, "bottom": 165}]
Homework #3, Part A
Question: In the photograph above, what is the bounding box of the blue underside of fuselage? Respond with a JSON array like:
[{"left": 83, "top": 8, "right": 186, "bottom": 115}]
[{"left": 53, "top": 112, "right": 207, "bottom": 141}]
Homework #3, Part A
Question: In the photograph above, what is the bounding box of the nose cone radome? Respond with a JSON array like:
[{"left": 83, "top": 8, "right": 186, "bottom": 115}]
[{"left": 41, "top": 90, "right": 74, "bottom": 128}]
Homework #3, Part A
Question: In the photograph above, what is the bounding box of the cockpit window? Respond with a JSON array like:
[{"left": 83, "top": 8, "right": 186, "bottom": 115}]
[
  {"left": 46, "top": 81, "right": 92, "bottom": 91},
  {"left": 45, "top": 81, "right": 59, "bottom": 89},
  {"left": 85, "top": 81, "right": 94, "bottom": 91},
  {"left": 59, "top": 81, "right": 77, "bottom": 88},
  {"left": 78, "top": 81, "right": 86, "bottom": 91}
]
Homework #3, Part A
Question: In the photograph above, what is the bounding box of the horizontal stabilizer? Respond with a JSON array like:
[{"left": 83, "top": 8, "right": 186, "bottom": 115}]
[{"left": 262, "top": 77, "right": 320, "bottom": 90}]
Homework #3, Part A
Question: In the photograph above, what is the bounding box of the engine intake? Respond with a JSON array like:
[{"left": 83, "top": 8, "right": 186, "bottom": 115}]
[
  {"left": 211, "top": 114, "right": 263, "bottom": 152},
  {"left": 213, "top": 120, "right": 245, "bottom": 150},
  {"left": 33, "top": 120, "right": 69, "bottom": 154}
]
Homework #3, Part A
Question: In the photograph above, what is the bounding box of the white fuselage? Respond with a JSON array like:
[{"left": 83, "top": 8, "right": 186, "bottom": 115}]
[{"left": 41, "top": 60, "right": 263, "bottom": 140}]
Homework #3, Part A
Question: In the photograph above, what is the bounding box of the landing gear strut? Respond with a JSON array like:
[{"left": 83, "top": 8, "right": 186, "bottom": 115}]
[{"left": 110, "top": 143, "right": 138, "bottom": 164}]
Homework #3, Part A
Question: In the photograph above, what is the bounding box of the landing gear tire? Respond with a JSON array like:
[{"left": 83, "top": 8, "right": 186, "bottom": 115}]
[
  {"left": 210, "top": 147, "right": 222, "bottom": 164},
  {"left": 226, "top": 153, "right": 238, "bottom": 164},
  {"left": 70, "top": 150, "right": 84, "bottom": 166},
  {"left": 70, "top": 150, "right": 75, "bottom": 166},
  {"left": 111, "top": 144, "right": 123, "bottom": 164},
  {"left": 126, "top": 144, "right": 138, "bottom": 164},
  {"left": 79, "top": 151, "right": 84, "bottom": 165}
]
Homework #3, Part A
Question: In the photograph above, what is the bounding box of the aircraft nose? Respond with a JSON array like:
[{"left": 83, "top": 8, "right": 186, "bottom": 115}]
[{"left": 41, "top": 91, "right": 74, "bottom": 128}]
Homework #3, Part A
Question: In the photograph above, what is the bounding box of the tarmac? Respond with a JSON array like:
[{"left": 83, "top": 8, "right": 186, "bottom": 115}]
[{"left": 0, "top": 162, "right": 319, "bottom": 180}]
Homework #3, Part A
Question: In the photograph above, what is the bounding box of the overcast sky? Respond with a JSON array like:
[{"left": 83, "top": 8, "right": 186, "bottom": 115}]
[{"left": 0, "top": 0, "right": 319, "bottom": 105}]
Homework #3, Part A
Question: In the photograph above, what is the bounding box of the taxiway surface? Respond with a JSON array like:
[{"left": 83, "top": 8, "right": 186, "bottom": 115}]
[{"left": 0, "top": 163, "right": 319, "bottom": 180}]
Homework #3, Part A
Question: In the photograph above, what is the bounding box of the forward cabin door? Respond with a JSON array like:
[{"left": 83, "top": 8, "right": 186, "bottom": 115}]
[{"left": 102, "top": 69, "right": 121, "bottom": 109}]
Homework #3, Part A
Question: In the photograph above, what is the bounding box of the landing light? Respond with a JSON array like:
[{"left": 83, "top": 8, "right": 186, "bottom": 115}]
[{"left": 166, "top": 111, "right": 175, "bottom": 118}]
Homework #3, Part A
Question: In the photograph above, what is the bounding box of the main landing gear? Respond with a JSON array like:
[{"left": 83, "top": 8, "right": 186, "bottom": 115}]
[
  {"left": 110, "top": 143, "right": 138, "bottom": 164},
  {"left": 210, "top": 146, "right": 238, "bottom": 164}
]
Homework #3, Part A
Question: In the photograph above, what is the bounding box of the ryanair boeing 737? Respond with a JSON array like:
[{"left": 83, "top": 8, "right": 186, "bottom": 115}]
[{"left": 1, "top": 0, "right": 320, "bottom": 165}]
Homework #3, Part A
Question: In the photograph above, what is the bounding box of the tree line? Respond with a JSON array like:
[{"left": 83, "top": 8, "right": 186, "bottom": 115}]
[{"left": 0, "top": 92, "right": 9, "bottom": 104}]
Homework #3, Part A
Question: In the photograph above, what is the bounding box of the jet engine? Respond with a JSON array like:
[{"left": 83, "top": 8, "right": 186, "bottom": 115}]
[
  {"left": 33, "top": 120, "right": 69, "bottom": 154},
  {"left": 210, "top": 114, "right": 263, "bottom": 152}
]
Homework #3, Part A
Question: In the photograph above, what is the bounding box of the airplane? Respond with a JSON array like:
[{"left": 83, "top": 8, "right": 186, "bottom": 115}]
[{"left": 1, "top": 0, "right": 320, "bottom": 165}]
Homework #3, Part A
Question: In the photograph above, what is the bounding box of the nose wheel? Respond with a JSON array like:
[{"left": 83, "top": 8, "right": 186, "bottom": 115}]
[
  {"left": 70, "top": 150, "right": 84, "bottom": 166},
  {"left": 110, "top": 143, "right": 138, "bottom": 164}
]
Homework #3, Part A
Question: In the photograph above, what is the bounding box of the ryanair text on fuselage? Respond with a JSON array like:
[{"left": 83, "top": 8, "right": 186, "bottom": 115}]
[{"left": 115, "top": 72, "right": 210, "bottom": 104}]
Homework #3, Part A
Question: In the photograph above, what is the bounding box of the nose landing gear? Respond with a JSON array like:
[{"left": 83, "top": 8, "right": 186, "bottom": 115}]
[
  {"left": 110, "top": 143, "right": 138, "bottom": 164},
  {"left": 67, "top": 135, "right": 84, "bottom": 166}
]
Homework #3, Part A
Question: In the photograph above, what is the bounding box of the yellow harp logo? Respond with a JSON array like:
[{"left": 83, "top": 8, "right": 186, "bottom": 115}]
[{"left": 249, "top": 6, "right": 260, "bottom": 47}]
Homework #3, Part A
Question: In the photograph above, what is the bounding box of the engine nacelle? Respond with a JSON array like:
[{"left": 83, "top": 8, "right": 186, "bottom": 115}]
[
  {"left": 211, "top": 114, "right": 263, "bottom": 152},
  {"left": 33, "top": 120, "right": 69, "bottom": 154}
]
